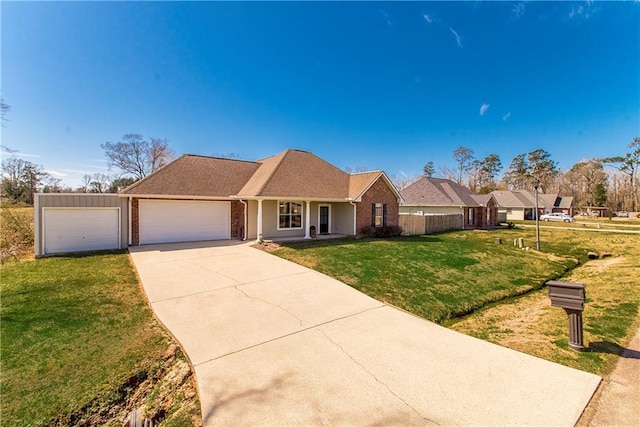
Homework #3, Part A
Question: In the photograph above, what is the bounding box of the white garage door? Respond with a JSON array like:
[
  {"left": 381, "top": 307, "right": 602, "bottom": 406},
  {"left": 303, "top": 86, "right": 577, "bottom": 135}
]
[
  {"left": 139, "top": 200, "right": 230, "bottom": 244},
  {"left": 43, "top": 208, "right": 120, "bottom": 255}
]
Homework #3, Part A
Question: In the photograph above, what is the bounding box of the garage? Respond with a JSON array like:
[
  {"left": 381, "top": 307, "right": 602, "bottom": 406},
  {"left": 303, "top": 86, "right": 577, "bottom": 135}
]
[
  {"left": 139, "top": 200, "right": 230, "bottom": 244},
  {"left": 43, "top": 208, "right": 121, "bottom": 255}
]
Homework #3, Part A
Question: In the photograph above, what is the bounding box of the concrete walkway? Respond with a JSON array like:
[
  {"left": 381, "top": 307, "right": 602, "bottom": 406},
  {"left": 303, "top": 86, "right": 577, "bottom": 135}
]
[{"left": 129, "top": 240, "right": 601, "bottom": 426}]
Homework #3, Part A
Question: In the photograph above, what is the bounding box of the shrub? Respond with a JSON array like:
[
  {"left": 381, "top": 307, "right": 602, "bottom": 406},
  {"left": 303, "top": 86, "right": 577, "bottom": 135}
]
[
  {"left": 359, "top": 225, "right": 403, "bottom": 238},
  {"left": 0, "top": 207, "right": 34, "bottom": 262}
]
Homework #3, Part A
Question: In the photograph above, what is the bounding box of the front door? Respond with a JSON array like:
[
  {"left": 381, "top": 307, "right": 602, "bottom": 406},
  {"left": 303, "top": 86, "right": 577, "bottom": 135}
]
[{"left": 319, "top": 206, "right": 329, "bottom": 234}]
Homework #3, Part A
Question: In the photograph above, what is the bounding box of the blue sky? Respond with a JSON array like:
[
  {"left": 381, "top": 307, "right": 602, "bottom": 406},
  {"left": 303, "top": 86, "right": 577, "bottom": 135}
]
[{"left": 2, "top": 1, "right": 639, "bottom": 187}]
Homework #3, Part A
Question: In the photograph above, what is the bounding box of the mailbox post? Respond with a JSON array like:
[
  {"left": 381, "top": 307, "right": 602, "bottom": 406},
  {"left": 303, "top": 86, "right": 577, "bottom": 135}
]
[{"left": 547, "top": 280, "right": 586, "bottom": 351}]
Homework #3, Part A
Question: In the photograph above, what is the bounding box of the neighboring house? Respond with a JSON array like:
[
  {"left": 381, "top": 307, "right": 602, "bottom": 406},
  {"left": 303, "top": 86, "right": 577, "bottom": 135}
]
[
  {"left": 490, "top": 190, "right": 574, "bottom": 221},
  {"left": 34, "top": 149, "right": 402, "bottom": 256},
  {"left": 399, "top": 177, "right": 498, "bottom": 229}
]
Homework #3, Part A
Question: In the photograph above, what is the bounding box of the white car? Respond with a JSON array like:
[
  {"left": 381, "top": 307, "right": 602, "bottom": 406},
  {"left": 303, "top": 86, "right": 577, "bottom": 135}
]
[{"left": 539, "top": 213, "right": 575, "bottom": 223}]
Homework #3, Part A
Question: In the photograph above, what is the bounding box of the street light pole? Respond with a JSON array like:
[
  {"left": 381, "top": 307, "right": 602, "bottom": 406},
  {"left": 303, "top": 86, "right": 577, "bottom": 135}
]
[{"left": 534, "top": 184, "right": 540, "bottom": 251}]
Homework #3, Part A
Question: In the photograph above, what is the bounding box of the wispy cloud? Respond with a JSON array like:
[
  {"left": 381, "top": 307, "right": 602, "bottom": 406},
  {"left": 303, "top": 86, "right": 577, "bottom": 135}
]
[
  {"left": 379, "top": 10, "right": 392, "bottom": 27},
  {"left": 512, "top": 2, "right": 526, "bottom": 19},
  {"left": 423, "top": 13, "right": 433, "bottom": 24},
  {"left": 480, "top": 103, "right": 490, "bottom": 116},
  {"left": 449, "top": 27, "right": 463, "bottom": 48},
  {"left": 13, "top": 151, "right": 41, "bottom": 158},
  {"left": 47, "top": 170, "right": 68, "bottom": 177},
  {"left": 503, "top": 112, "right": 512, "bottom": 121},
  {"left": 399, "top": 170, "right": 408, "bottom": 178},
  {"left": 569, "top": 1, "right": 597, "bottom": 20}
]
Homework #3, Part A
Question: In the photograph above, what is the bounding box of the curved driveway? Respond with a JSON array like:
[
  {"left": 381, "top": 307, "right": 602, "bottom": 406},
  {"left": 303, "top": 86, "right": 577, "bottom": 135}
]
[{"left": 129, "top": 240, "right": 600, "bottom": 426}]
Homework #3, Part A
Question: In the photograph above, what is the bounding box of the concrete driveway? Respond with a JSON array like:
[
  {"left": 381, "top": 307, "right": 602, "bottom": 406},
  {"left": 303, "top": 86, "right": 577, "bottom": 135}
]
[{"left": 129, "top": 240, "right": 601, "bottom": 426}]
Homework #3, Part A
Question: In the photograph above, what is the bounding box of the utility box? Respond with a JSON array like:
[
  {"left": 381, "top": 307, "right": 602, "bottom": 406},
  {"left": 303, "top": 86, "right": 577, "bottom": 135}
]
[{"left": 547, "top": 281, "right": 586, "bottom": 351}]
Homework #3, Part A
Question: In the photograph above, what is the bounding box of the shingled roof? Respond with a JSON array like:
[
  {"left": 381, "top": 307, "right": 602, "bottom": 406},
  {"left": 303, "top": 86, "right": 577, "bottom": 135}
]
[
  {"left": 490, "top": 190, "right": 573, "bottom": 209},
  {"left": 121, "top": 149, "right": 394, "bottom": 201},
  {"left": 120, "top": 155, "right": 260, "bottom": 197},
  {"left": 237, "top": 149, "right": 352, "bottom": 199},
  {"left": 400, "top": 178, "right": 484, "bottom": 207}
]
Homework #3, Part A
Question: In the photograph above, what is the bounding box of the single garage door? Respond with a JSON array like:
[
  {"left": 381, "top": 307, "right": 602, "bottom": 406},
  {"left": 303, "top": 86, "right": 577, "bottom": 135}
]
[
  {"left": 43, "top": 208, "right": 120, "bottom": 255},
  {"left": 139, "top": 200, "right": 230, "bottom": 244}
]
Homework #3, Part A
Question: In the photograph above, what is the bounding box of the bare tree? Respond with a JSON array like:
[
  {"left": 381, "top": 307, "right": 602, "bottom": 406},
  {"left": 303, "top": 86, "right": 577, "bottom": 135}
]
[
  {"left": 88, "top": 173, "right": 112, "bottom": 193},
  {"left": 602, "top": 137, "right": 640, "bottom": 212},
  {"left": 1, "top": 158, "right": 51, "bottom": 204},
  {"left": 571, "top": 160, "right": 607, "bottom": 207},
  {"left": 452, "top": 146, "right": 475, "bottom": 185},
  {"left": 101, "top": 134, "right": 174, "bottom": 180},
  {"left": 438, "top": 165, "right": 457, "bottom": 182},
  {"left": 391, "top": 173, "right": 421, "bottom": 191}
]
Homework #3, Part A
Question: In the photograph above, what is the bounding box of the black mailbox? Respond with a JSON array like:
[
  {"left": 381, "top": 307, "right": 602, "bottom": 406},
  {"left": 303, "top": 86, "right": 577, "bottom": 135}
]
[{"left": 546, "top": 280, "right": 586, "bottom": 351}]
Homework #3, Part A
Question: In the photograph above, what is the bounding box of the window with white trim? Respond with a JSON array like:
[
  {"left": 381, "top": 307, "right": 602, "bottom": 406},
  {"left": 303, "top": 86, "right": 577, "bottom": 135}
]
[{"left": 278, "top": 201, "right": 303, "bottom": 229}]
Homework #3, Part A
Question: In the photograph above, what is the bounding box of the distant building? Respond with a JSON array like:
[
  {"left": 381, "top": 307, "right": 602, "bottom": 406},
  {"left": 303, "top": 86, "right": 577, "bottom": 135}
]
[
  {"left": 491, "top": 190, "right": 574, "bottom": 221},
  {"left": 400, "top": 177, "right": 498, "bottom": 229}
]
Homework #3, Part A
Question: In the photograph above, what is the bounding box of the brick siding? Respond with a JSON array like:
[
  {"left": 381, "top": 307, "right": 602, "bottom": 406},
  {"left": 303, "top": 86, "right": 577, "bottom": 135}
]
[
  {"left": 131, "top": 198, "right": 140, "bottom": 245},
  {"left": 356, "top": 176, "right": 399, "bottom": 234},
  {"left": 230, "top": 200, "right": 244, "bottom": 239}
]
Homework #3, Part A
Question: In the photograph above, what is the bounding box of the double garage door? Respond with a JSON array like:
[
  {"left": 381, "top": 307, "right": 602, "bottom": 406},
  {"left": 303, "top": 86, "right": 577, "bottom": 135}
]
[{"left": 139, "top": 200, "right": 230, "bottom": 244}]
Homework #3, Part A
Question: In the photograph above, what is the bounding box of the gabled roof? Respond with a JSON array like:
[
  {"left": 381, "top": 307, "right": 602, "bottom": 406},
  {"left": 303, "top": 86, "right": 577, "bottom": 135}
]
[
  {"left": 491, "top": 190, "right": 534, "bottom": 208},
  {"left": 237, "top": 149, "right": 351, "bottom": 199},
  {"left": 120, "top": 154, "right": 260, "bottom": 197},
  {"left": 471, "top": 194, "right": 495, "bottom": 207},
  {"left": 121, "top": 148, "right": 398, "bottom": 201},
  {"left": 400, "top": 177, "right": 483, "bottom": 207},
  {"left": 490, "top": 190, "right": 573, "bottom": 209},
  {"left": 557, "top": 196, "right": 574, "bottom": 209}
]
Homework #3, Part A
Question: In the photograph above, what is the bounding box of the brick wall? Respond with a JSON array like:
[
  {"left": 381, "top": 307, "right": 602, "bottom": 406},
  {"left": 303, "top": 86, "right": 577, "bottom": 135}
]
[
  {"left": 231, "top": 200, "right": 244, "bottom": 239},
  {"left": 356, "top": 176, "right": 399, "bottom": 234},
  {"left": 132, "top": 198, "right": 139, "bottom": 245}
]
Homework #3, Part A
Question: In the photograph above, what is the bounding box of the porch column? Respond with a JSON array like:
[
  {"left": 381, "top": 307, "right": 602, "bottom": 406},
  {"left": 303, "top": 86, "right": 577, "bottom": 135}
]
[
  {"left": 257, "top": 199, "right": 263, "bottom": 241},
  {"left": 304, "top": 200, "right": 311, "bottom": 239}
]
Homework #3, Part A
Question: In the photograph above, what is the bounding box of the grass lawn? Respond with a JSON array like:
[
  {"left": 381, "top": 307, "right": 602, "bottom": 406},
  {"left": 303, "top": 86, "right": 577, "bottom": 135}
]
[
  {"left": 274, "top": 228, "right": 640, "bottom": 375},
  {"left": 449, "top": 229, "right": 640, "bottom": 375},
  {"left": 0, "top": 251, "right": 200, "bottom": 426}
]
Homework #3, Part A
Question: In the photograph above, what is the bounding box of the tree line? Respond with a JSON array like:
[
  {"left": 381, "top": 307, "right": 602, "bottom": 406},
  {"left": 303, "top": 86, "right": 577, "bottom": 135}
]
[{"left": 395, "top": 137, "right": 640, "bottom": 213}]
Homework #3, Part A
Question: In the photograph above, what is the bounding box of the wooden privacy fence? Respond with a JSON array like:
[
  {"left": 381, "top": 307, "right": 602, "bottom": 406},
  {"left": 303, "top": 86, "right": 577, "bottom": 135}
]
[{"left": 399, "top": 214, "right": 463, "bottom": 236}]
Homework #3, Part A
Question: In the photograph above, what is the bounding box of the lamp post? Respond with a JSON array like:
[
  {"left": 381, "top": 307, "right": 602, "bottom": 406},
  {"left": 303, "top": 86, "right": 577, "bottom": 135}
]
[{"left": 534, "top": 183, "right": 540, "bottom": 251}]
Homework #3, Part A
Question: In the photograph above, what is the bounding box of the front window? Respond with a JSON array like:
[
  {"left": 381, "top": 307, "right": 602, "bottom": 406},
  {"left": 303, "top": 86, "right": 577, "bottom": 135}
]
[
  {"left": 468, "top": 208, "right": 475, "bottom": 225},
  {"left": 279, "top": 201, "right": 302, "bottom": 229},
  {"left": 372, "top": 203, "right": 386, "bottom": 227}
]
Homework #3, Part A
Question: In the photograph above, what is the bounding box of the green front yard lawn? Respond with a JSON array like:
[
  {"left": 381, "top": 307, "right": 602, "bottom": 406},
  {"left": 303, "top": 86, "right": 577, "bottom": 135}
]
[
  {"left": 0, "top": 252, "right": 200, "bottom": 426},
  {"left": 275, "top": 230, "right": 582, "bottom": 323},
  {"left": 274, "top": 228, "right": 640, "bottom": 375}
]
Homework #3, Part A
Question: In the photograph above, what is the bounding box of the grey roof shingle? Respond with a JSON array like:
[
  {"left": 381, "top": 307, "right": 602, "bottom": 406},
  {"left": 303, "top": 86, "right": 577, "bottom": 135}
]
[
  {"left": 490, "top": 190, "right": 573, "bottom": 209},
  {"left": 400, "top": 178, "right": 486, "bottom": 207}
]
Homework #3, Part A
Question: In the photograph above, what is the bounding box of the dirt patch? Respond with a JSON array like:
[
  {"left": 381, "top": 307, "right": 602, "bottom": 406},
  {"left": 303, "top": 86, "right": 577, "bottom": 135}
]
[
  {"left": 580, "top": 257, "right": 624, "bottom": 274},
  {"left": 251, "top": 241, "right": 283, "bottom": 253},
  {"left": 64, "top": 345, "right": 201, "bottom": 426}
]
